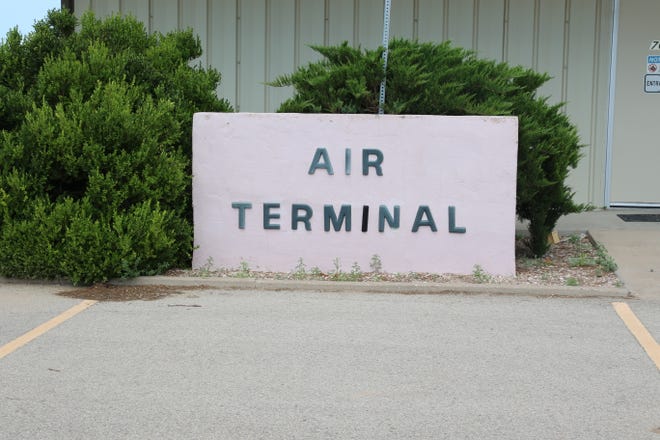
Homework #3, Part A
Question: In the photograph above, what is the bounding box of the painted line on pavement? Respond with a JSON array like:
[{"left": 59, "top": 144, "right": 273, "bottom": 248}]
[
  {"left": 0, "top": 300, "right": 97, "bottom": 360},
  {"left": 612, "top": 302, "right": 660, "bottom": 370}
]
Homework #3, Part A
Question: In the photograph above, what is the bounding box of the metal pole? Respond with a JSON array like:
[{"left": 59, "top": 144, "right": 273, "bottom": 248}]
[
  {"left": 378, "top": 0, "right": 392, "bottom": 115},
  {"left": 604, "top": 0, "right": 619, "bottom": 207}
]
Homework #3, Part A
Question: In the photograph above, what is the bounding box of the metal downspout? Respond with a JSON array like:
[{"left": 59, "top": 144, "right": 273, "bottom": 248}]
[{"left": 604, "top": 0, "right": 619, "bottom": 207}]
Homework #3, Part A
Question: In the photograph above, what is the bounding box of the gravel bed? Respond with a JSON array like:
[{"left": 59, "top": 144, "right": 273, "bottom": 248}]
[
  {"left": 165, "top": 233, "right": 621, "bottom": 288},
  {"left": 57, "top": 234, "right": 621, "bottom": 302}
]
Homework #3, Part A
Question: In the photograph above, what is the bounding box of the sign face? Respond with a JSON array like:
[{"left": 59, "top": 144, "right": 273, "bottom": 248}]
[
  {"left": 192, "top": 113, "right": 518, "bottom": 276},
  {"left": 645, "top": 74, "right": 660, "bottom": 93}
]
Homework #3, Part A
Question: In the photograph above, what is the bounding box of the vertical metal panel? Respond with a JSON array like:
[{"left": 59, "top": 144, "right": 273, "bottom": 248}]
[
  {"left": 390, "top": 0, "right": 414, "bottom": 40},
  {"left": 560, "top": 0, "right": 571, "bottom": 105},
  {"left": 266, "top": 0, "right": 295, "bottom": 111},
  {"left": 181, "top": 0, "right": 208, "bottom": 67},
  {"left": 446, "top": 0, "right": 474, "bottom": 49},
  {"left": 596, "top": 0, "right": 614, "bottom": 205},
  {"left": 412, "top": 0, "right": 420, "bottom": 39},
  {"left": 564, "top": 0, "right": 598, "bottom": 203},
  {"left": 587, "top": 0, "right": 613, "bottom": 204},
  {"left": 209, "top": 0, "right": 237, "bottom": 109},
  {"left": 476, "top": 0, "right": 505, "bottom": 61},
  {"left": 121, "top": 0, "right": 149, "bottom": 23},
  {"left": 238, "top": 0, "right": 266, "bottom": 112},
  {"left": 416, "top": 0, "right": 445, "bottom": 42},
  {"left": 357, "top": 0, "right": 384, "bottom": 48},
  {"left": 73, "top": 0, "right": 92, "bottom": 18},
  {"left": 505, "top": 0, "right": 536, "bottom": 66},
  {"left": 150, "top": 0, "right": 178, "bottom": 32},
  {"left": 328, "top": 0, "right": 355, "bottom": 46},
  {"left": 536, "top": 0, "right": 565, "bottom": 103},
  {"left": 91, "top": 0, "right": 120, "bottom": 17},
  {"left": 298, "top": 0, "right": 325, "bottom": 66}
]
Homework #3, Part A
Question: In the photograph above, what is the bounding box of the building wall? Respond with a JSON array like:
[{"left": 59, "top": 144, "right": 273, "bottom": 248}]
[{"left": 71, "top": 0, "right": 615, "bottom": 206}]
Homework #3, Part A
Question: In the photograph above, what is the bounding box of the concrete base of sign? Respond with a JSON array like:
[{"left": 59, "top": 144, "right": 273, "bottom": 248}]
[{"left": 193, "top": 113, "right": 518, "bottom": 276}]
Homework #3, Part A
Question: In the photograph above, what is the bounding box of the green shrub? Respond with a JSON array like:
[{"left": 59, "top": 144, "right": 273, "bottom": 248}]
[
  {"left": 271, "top": 40, "right": 584, "bottom": 256},
  {"left": 0, "top": 9, "right": 231, "bottom": 284}
]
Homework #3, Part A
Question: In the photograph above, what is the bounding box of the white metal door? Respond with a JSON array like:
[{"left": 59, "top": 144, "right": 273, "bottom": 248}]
[{"left": 609, "top": 0, "right": 660, "bottom": 205}]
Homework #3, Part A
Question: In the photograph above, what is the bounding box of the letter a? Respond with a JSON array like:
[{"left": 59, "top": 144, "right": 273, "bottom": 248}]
[{"left": 308, "top": 148, "right": 334, "bottom": 175}]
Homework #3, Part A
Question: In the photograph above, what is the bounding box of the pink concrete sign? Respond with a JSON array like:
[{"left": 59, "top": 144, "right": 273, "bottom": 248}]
[{"left": 193, "top": 113, "right": 518, "bottom": 275}]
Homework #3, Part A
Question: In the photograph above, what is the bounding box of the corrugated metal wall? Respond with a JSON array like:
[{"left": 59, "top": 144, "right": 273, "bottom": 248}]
[{"left": 72, "top": 0, "right": 614, "bottom": 205}]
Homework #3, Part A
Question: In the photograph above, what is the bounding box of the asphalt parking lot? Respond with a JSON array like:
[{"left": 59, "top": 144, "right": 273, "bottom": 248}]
[{"left": 1, "top": 283, "right": 658, "bottom": 440}]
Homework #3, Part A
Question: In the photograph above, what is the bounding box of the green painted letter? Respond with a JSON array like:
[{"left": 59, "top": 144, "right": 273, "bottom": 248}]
[
  {"left": 308, "top": 148, "right": 334, "bottom": 175},
  {"left": 263, "top": 203, "right": 281, "bottom": 230},
  {"left": 232, "top": 202, "right": 252, "bottom": 229},
  {"left": 324, "top": 205, "right": 352, "bottom": 232},
  {"left": 412, "top": 206, "right": 437, "bottom": 232},
  {"left": 378, "top": 205, "right": 400, "bottom": 232},
  {"left": 362, "top": 149, "right": 383, "bottom": 176},
  {"left": 448, "top": 206, "right": 467, "bottom": 233},
  {"left": 292, "top": 204, "right": 313, "bottom": 231}
]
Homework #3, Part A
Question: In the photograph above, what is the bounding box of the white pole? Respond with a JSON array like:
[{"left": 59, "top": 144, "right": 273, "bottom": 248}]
[
  {"left": 378, "top": 0, "right": 392, "bottom": 115},
  {"left": 604, "top": 0, "right": 619, "bottom": 207}
]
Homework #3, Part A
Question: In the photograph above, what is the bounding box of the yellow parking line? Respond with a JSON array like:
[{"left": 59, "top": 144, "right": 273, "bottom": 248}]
[
  {"left": 0, "top": 300, "right": 97, "bottom": 360},
  {"left": 612, "top": 302, "right": 660, "bottom": 370}
]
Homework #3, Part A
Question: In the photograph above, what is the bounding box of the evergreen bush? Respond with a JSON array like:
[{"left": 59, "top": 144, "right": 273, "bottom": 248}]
[
  {"left": 272, "top": 40, "right": 584, "bottom": 256},
  {"left": 0, "top": 9, "right": 231, "bottom": 284}
]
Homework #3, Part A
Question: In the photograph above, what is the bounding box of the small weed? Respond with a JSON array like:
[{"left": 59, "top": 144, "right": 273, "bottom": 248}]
[
  {"left": 310, "top": 266, "right": 322, "bottom": 277},
  {"left": 568, "top": 233, "right": 582, "bottom": 245},
  {"left": 292, "top": 257, "right": 307, "bottom": 279},
  {"left": 472, "top": 265, "right": 492, "bottom": 283},
  {"left": 236, "top": 259, "right": 251, "bottom": 278},
  {"left": 406, "top": 272, "right": 425, "bottom": 281},
  {"left": 615, "top": 280, "right": 625, "bottom": 288},
  {"left": 331, "top": 257, "right": 343, "bottom": 281},
  {"left": 349, "top": 262, "right": 362, "bottom": 281},
  {"left": 370, "top": 254, "right": 383, "bottom": 273},
  {"left": 568, "top": 254, "right": 597, "bottom": 267},
  {"left": 565, "top": 277, "right": 579, "bottom": 286},
  {"left": 198, "top": 256, "right": 214, "bottom": 277},
  {"left": 333, "top": 257, "right": 341, "bottom": 273},
  {"left": 328, "top": 258, "right": 363, "bottom": 281},
  {"left": 520, "top": 258, "right": 544, "bottom": 269},
  {"left": 594, "top": 243, "right": 618, "bottom": 272}
]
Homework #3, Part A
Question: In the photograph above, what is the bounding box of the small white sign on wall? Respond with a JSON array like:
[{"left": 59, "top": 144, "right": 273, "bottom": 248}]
[
  {"left": 192, "top": 113, "right": 518, "bottom": 276},
  {"left": 645, "top": 74, "right": 660, "bottom": 93}
]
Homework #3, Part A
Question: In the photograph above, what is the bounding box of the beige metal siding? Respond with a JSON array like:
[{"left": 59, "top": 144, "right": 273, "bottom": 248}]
[
  {"left": 122, "top": 0, "right": 149, "bottom": 24},
  {"left": 297, "top": 1, "right": 325, "bottom": 66},
  {"left": 565, "top": 0, "right": 611, "bottom": 205},
  {"left": 416, "top": 1, "right": 445, "bottom": 42},
  {"left": 477, "top": 1, "right": 505, "bottom": 61},
  {"left": 209, "top": 0, "right": 237, "bottom": 108},
  {"left": 72, "top": 0, "right": 614, "bottom": 206}
]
